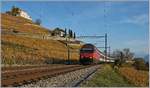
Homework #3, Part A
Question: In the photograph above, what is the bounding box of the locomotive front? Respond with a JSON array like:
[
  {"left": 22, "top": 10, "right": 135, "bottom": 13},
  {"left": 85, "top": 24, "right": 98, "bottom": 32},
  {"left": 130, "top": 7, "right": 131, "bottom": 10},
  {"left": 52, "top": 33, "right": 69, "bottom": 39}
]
[{"left": 80, "top": 44, "right": 95, "bottom": 64}]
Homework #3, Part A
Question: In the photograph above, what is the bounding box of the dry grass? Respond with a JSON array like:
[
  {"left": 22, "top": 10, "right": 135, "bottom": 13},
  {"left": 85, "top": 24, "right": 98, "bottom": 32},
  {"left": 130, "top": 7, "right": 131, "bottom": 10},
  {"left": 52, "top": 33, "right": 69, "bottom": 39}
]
[
  {"left": 1, "top": 34, "right": 81, "bottom": 65},
  {"left": 118, "top": 67, "right": 149, "bottom": 87},
  {"left": 1, "top": 13, "right": 81, "bottom": 65},
  {"left": 1, "top": 13, "right": 50, "bottom": 34},
  {"left": 2, "top": 34, "right": 81, "bottom": 65}
]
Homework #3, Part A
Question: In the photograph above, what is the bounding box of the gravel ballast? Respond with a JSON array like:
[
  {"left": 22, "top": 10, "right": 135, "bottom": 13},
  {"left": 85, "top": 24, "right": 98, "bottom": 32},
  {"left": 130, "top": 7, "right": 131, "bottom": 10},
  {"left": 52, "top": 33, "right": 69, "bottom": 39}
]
[{"left": 22, "top": 65, "right": 100, "bottom": 87}]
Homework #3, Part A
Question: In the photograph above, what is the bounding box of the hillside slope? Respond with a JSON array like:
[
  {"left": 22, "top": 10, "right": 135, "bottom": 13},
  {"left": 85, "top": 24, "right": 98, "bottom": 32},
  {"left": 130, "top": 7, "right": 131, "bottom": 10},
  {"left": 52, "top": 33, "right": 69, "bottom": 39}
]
[
  {"left": 1, "top": 13, "right": 81, "bottom": 66},
  {"left": 1, "top": 13, "right": 50, "bottom": 34}
]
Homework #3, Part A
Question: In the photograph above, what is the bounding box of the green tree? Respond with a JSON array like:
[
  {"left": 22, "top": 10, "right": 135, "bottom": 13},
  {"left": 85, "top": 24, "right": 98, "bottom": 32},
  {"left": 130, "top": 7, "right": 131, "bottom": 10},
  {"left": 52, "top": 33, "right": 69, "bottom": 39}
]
[
  {"left": 64, "top": 28, "right": 67, "bottom": 37},
  {"left": 68, "top": 29, "right": 71, "bottom": 38},
  {"left": 70, "top": 30, "right": 73, "bottom": 38},
  {"left": 145, "top": 62, "right": 149, "bottom": 70},
  {"left": 6, "top": 11, "right": 11, "bottom": 15},
  {"left": 73, "top": 32, "right": 76, "bottom": 39},
  {"left": 35, "top": 19, "right": 42, "bottom": 25},
  {"left": 11, "top": 6, "right": 20, "bottom": 16}
]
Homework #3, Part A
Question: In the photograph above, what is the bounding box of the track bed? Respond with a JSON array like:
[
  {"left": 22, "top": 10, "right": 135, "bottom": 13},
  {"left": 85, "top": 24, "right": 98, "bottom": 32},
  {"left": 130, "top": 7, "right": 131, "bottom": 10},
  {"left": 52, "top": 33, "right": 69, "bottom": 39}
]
[{"left": 1, "top": 64, "right": 94, "bottom": 87}]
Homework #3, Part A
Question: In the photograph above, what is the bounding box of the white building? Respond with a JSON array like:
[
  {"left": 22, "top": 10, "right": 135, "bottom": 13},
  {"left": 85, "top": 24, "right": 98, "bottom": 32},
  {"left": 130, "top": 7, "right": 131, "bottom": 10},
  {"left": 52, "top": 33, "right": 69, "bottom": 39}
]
[
  {"left": 18, "top": 10, "right": 32, "bottom": 20},
  {"left": 60, "top": 31, "right": 65, "bottom": 37}
]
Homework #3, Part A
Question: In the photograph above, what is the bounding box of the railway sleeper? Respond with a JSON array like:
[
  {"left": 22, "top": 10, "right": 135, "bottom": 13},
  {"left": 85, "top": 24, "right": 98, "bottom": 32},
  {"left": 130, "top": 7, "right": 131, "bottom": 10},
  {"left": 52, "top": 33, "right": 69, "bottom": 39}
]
[
  {"left": 13, "top": 82, "right": 21, "bottom": 87},
  {"left": 21, "top": 79, "right": 36, "bottom": 86},
  {"left": 42, "top": 75, "right": 49, "bottom": 79}
]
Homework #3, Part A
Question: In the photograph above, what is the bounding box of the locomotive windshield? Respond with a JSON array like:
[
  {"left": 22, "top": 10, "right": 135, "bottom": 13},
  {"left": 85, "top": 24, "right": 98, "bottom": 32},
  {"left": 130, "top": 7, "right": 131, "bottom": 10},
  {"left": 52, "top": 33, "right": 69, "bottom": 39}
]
[{"left": 80, "top": 48, "right": 94, "bottom": 53}]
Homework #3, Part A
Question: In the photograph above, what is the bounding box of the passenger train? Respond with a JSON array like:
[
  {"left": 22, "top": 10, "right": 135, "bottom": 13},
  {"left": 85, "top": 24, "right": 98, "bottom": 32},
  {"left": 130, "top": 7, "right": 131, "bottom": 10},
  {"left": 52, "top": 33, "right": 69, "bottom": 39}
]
[{"left": 80, "top": 44, "right": 114, "bottom": 65}]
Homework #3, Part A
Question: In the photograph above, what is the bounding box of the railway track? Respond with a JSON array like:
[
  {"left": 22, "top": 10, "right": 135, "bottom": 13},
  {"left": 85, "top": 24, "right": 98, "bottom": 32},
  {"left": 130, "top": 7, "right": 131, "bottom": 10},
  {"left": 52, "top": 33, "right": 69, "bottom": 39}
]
[
  {"left": 2, "top": 64, "right": 73, "bottom": 73},
  {"left": 72, "top": 66, "right": 99, "bottom": 87},
  {"left": 1, "top": 65, "right": 94, "bottom": 87}
]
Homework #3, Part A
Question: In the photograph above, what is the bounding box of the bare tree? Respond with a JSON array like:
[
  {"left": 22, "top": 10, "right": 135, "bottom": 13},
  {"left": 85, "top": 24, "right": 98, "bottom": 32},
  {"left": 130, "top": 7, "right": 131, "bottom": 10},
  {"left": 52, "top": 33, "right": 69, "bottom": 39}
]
[
  {"left": 112, "top": 48, "right": 134, "bottom": 60},
  {"left": 123, "top": 48, "right": 134, "bottom": 60},
  {"left": 112, "top": 49, "right": 122, "bottom": 60},
  {"left": 112, "top": 48, "right": 134, "bottom": 66}
]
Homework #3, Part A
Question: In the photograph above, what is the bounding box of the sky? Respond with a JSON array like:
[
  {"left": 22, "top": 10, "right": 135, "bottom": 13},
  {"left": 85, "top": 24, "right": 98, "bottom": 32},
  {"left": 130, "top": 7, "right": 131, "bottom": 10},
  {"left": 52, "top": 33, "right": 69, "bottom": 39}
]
[{"left": 1, "top": 1, "right": 149, "bottom": 58}]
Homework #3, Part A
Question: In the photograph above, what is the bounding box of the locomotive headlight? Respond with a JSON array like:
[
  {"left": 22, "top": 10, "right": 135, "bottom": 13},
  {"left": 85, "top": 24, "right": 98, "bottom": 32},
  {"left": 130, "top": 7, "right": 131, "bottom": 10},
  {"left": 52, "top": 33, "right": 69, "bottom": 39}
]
[
  {"left": 81, "top": 56, "right": 84, "bottom": 58},
  {"left": 89, "top": 57, "right": 92, "bottom": 59}
]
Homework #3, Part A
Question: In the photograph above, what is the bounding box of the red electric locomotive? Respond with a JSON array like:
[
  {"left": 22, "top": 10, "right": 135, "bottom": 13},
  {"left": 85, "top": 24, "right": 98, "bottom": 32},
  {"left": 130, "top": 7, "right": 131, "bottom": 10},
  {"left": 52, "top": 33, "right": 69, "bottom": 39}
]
[{"left": 80, "top": 44, "right": 103, "bottom": 64}]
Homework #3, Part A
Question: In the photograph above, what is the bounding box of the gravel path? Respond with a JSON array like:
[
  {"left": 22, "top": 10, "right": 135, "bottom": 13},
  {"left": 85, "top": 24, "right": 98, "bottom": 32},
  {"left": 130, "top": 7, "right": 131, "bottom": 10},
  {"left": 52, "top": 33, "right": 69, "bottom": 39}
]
[{"left": 22, "top": 65, "right": 100, "bottom": 87}]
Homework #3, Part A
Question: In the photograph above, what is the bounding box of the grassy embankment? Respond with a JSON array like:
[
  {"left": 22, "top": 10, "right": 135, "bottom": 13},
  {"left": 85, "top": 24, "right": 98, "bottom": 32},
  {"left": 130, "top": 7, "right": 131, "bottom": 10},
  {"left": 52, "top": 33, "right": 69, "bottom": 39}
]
[
  {"left": 1, "top": 13, "right": 81, "bottom": 65},
  {"left": 81, "top": 64, "right": 133, "bottom": 87},
  {"left": 81, "top": 64, "right": 149, "bottom": 87}
]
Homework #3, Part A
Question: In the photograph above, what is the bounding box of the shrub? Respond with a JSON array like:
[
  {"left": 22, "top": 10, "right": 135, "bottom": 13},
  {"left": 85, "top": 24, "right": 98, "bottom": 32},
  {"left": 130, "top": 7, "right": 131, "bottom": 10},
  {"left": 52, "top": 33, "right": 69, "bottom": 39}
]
[
  {"left": 35, "top": 19, "right": 41, "bottom": 25},
  {"left": 114, "top": 59, "right": 125, "bottom": 67},
  {"left": 133, "top": 58, "right": 147, "bottom": 70}
]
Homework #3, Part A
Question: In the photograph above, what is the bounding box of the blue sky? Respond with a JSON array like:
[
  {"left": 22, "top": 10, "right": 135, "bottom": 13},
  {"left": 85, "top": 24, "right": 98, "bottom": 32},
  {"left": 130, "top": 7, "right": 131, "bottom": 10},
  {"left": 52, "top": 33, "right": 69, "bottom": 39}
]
[{"left": 1, "top": 1, "right": 149, "bottom": 57}]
